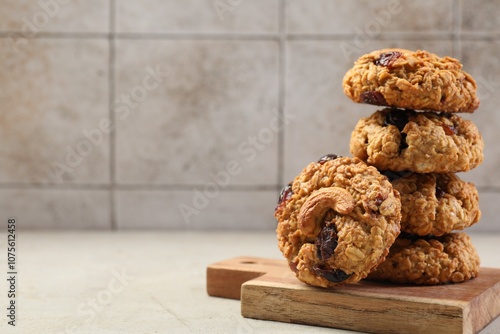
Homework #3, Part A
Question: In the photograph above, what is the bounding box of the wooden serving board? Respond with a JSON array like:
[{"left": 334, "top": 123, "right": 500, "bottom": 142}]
[{"left": 206, "top": 256, "right": 500, "bottom": 334}]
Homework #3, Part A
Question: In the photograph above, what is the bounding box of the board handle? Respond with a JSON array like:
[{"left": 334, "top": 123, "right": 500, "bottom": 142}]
[{"left": 206, "top": 256, "right": 287, "bottom": 300}]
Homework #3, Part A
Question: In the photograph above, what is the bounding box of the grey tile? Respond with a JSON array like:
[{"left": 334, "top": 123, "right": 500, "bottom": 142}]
[
  {"left": 284, "top": 40, "right": 452, "bottom": 183},
  {"left": 0, "top": 188, "right": 111, "bottom": 229},
  {"left": 116, "top": 0, "right": 280, "bottom": 34},
  {"left": 114, "top": 40, "right": 279, "bottom": 186},
  {"left": 467, "top": 191, "right": 500, "bottom": 233},
  {"left": 459, "top": 41, "right": 500, "bottom": 188},
  {"left": 287, "top": 0, "right": 453, "bottom": 34},
  {"left": 0, "top": 38, "right": 110, "bottom": 184},
  {"left": 462, "top": 0, "right": 500, "bottom": 32},
  {"left": 0, "top": 0, "right": 109, "bottom": 33},
  {"left": 115, "top": 189, "right": 277, "bottom": 229}
]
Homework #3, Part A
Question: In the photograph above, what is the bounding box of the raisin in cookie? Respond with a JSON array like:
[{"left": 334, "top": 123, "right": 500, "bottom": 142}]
[
  {"left": 368, "top": 233, "right": 480, "bottom": 285},
  {"left": 343, "top": 49, "right": 479, "bottom": 113},
  {"left": 350, "top": 108, "right": 484, "bottom": 173},
  {"left": 275, "top": 155, "right": 401, "bottom": 288},
  {"left": 381, "top": 172, "right": 481, "bottom": 236}
]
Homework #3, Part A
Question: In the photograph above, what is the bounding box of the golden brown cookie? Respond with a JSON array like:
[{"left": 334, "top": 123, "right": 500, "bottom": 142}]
[
  {"left": 367, "top": 233, "right": 480, "bottom": 285},
  {"left": 275, "top": 155, "right": 401, "bottom": 288},
  {"left": 381, "top": 172, "right": 481, "bottom": 236},
  {"left": 350, "top": 108, "right": 484, "bottom": 173},
  {"left": 343, "top": 48, "right": 479, "bottom": 113}
]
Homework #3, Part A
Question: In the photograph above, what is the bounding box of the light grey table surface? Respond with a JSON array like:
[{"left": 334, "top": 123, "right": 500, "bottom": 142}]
[{"left": 0, "top": 231, "right": 499, "bottom": 334}]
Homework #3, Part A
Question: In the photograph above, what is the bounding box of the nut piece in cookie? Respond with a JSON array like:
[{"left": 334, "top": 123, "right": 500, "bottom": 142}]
[
  {"left": 275, "top": 155, "right": 402, "bottom": 288},
  {"left": 368, "top": 233, "right": 480, "bottom": 285},
  {"left": 343, "top": 49, "right": 479, "bottom": 113},
  {"left": 350, "top": 108, "right": 484, "bottom": 173}
]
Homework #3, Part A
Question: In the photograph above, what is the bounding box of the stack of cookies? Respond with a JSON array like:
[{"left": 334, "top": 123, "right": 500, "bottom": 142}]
[
  {"left": 343, "top": 49, "right": 484, "bottom": 285},
  {"left": 274, "top": 49, "right": 485, "bottom": 289}
]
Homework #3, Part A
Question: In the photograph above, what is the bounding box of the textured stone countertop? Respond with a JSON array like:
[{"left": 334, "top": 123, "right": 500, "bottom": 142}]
[{"left": 0, "top": 231, "right": 499, "bottom": 334}]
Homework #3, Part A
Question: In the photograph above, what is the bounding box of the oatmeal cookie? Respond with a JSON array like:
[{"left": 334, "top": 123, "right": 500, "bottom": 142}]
[
  {"left": 350, "top": 108, "right": 484, "bottom": 173},
  {"left": 381, "top": 172, "right": 481, "bottom": 236},
  {"left": 275, "top": 154, "right": 401, "bottom": 288},
  {"left": 367, "top": 233, "right": 480, "bottom": 285},
  {"left": 343, "top": 48, "right": 479, "bottom": 113}
]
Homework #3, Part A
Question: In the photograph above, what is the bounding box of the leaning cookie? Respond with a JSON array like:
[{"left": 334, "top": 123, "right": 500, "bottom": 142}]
[
  {"left": 275, "top": 155, "right": 401, "bottom": 288},
  {"left": 343, "top": 48, "right": 479, "bottom": 113},
  {"left": 350, "top": 108, "right": 484, "bottom": 173},
  {"left": 367, "top": 233, "right": 480, "bottom": 285},
  {"left": 381, "top": 172, "right": 481, "bottom": 236}
]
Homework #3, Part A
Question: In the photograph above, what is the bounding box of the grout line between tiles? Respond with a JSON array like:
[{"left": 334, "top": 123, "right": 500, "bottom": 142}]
[
  {"left": 459, "top": 32, "right": 500, "bottom": 40},
  {"left": 0, "top": 183, "right": 112, "bottom": 190},
  {"left": 0, "top": 182, "right": 280, "bottom": 191},
  {"left": 3, "top": 31, "right": 500, "bottom": 41},
  {"left": 476, "top": 187, "right": 500, "bottom": 193},
  {"left": 114, "top": 32, "right": 280, "bottom": 40},
  {"left": 0, "top": 31, "right": 109, "bottom": 38},
  {"left": 452, "top": 0, "right": 462, "bottom": 59},
  {"left": 114, "top": 185, "right": 279, "bottom": 192},
  {"left": 277, "top": 0, "right": 286, "bottom": 190},
  {"left": 286, "top": 32, "right": 455, "bottom": 41},
  {"left": 0, "top": 31, "right": 279, "bottom": 40},
  {"left": 109, "top": 0, "right": 117, "bottom": 230},
  {"left": 0, "top": 182, "right": 498, "bottom": 193}
]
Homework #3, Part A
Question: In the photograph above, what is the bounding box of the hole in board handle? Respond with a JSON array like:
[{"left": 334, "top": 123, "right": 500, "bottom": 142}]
[{"left": 240, "top": 261, "right": 257, "bottom": 264}]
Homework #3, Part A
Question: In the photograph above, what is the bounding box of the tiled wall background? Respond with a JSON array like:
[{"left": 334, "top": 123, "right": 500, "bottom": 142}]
[{"left": 1, "top": 0, "right": 499, "bottom": 231}]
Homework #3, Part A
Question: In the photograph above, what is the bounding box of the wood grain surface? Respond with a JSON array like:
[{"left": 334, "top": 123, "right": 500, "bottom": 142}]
[{"left": 207, "top": 256, "right": 500, "bottom": 334}]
